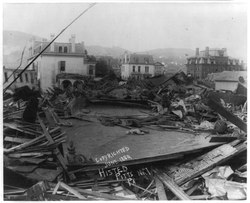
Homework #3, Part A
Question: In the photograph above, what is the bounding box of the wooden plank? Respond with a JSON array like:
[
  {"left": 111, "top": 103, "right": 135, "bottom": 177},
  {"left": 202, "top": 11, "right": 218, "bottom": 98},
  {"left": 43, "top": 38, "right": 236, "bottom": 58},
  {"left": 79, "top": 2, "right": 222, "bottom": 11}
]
[
  {"left": 26, "top": 181, "right": 50, "bottom": 201},
  {"left": 91, "top": 130, "right": 222, "bottom": 167},
  {"left": 4, "top": 136, "right": 31, "bottom": 144},
  {"left": 154, "top": 169, "right": 190, "bottom": 200},
  {"left": 38, "top": 116, "right": 75, "bottom": 180},
  {"left": 4, "top": 134, "right": 45, "bottom": 154},
  {"left": 172, "top": 181, "right": 200, "bottom": 200},
  {"left": 164, "top": 141, "right": 247, "bottom": 186},
  {"left": 155, "top": 176, "right": 168, "bottom": 200},
  {"left": 75, "top": 185, "right": 137, "bottom": 200},
  {"left": 52, "top": 182, "right": 61, "bottom": 195},
  {"left": 19, "top": 157, "right": 46, "bottom": 164},
  {"left": 57, "top": 182, "right": 86, "bottom": 200}
]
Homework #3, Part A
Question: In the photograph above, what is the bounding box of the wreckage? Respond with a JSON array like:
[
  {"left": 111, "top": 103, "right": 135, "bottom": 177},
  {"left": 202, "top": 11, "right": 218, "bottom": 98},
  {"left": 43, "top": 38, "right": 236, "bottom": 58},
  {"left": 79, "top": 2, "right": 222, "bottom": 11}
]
[{"left": 3, "top": 70, "right": 247, "bottom": 200}]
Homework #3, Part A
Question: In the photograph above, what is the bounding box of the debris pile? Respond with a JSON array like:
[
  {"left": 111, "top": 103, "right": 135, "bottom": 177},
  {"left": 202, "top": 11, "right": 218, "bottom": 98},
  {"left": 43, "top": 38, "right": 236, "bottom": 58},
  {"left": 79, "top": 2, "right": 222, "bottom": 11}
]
[{"left": 3, "top": 71, "right": 247, "bottom": 200}]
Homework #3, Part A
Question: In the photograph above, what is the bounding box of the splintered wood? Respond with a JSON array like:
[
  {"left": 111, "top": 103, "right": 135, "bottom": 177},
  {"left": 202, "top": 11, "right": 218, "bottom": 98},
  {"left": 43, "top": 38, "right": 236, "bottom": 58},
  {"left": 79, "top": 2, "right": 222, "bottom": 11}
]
[{"left": 163, "top": 141, "right": 246, "bottom": 185}]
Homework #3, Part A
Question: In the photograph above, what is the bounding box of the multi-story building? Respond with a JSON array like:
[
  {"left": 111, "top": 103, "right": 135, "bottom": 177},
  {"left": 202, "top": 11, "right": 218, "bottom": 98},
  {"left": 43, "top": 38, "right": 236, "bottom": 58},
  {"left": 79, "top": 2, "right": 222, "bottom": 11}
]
[
  {"left": 121, "top": 52, "right": 155, "bottom": 80},
  {"left": 27, "top": 34, "right": 96, "bottom": 91},
  {"left": 3, "top": 66, "right": 37, "bottom": 90},
  {"left": 186, "top": 47, "right": 244, "bottom": 79}
]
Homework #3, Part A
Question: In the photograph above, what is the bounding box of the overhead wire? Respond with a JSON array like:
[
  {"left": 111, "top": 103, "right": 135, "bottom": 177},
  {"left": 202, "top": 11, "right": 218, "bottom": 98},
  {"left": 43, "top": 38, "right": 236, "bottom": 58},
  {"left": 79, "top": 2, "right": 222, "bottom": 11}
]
[{"left": 3, "top": 3, "right": 97, "bottom": 93}]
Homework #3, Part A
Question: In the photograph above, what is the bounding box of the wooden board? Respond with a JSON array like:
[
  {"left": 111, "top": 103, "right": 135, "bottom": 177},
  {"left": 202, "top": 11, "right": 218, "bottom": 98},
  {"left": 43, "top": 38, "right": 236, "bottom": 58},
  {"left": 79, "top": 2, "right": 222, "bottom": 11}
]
[{"left": 90, "top": 130, "right": 222, "bottom": 166}]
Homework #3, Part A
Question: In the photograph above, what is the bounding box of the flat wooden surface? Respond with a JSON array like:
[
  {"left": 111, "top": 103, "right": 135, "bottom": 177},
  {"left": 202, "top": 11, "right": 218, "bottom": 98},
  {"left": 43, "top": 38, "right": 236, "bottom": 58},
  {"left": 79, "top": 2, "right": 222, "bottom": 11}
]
[
  {"left": 91, "top": 130, "right": 220, "bottom": 163},
  {"left": 62, "top": 104, "right": 221, "bottom": 164}
]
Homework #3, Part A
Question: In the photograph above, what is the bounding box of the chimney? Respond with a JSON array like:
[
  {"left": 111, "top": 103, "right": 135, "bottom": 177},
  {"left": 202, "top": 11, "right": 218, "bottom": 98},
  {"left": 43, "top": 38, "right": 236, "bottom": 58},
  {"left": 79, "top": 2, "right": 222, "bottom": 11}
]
[
  {"left": 50, "top": 34, "right": 55, "bottom": 52},
  {"left": 29, "top": 37, "right": 35, "bottom": 56},
  {"left": 124, "top": 51, "right": 128, "bottom": 63},
  {"left": 205, "top": 46, "right": 209, "bottom": 57},
  {"left": 222, "top": 48, "right": 227, "bottom": 56},
  {"left": 70, "top": 34, "right": 76, "bottom": 53},
  {"left": 81, "top": 41, "right": 85, "bottom": 55},
  {"left": 195, "top": 48, "right": 199, "bottom": 57}
]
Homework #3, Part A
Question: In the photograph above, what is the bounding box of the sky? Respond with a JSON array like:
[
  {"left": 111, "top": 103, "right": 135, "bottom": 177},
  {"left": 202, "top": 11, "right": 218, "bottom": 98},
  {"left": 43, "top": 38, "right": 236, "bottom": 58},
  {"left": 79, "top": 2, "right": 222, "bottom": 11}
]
[{"left": 3, "top": 1, "right": 248, "bottom": 61}]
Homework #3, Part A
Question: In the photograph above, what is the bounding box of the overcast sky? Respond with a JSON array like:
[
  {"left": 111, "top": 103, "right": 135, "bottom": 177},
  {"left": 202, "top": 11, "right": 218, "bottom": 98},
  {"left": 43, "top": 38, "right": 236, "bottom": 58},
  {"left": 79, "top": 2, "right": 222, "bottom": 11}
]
[{"left": 3, "top": 2, "right": 248, "bottom": 60}]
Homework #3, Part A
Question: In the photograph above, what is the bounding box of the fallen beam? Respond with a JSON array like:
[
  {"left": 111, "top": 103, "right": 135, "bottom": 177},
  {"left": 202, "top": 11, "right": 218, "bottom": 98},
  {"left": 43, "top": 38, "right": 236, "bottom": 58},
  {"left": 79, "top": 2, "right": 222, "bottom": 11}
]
[
  {"left": 154, "top": 169, "right": 190, "bottom": 200},
  {"left": 207, "top": 98, "right": 247, "bottom": 132},
  {"left": 155, "top": 176, "right": 168, "bottom": 200},
  {"left": 57, "top": 182, "right": 87, "bottom": 200}
]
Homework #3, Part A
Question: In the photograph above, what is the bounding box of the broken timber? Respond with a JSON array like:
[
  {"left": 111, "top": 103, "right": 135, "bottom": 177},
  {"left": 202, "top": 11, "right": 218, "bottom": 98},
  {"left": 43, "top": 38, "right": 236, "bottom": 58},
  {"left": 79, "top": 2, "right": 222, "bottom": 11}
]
[
  {"left": 154, "top": 169, "right": 190, "bottom": 200},
  {"left": 37, "top": 116, "right": 76, "bottom": 181},
  {"left": 207, "top": 98, "right": 247, "bottom": 132},
  {"left": 155, "top": 176, "right": 168, "bottom": 200},
  {"left": 56, "top": 182, "right": 136, "bottom": 200},
  {"left": 163, "top": 140, "right": 246, "bottom": 186}
]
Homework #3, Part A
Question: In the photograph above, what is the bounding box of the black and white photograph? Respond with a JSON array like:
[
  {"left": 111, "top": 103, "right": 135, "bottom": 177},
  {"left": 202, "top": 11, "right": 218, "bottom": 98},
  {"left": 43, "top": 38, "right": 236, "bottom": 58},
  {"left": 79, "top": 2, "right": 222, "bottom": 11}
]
[{"left": 2, "top": 0, "right": 248, "bottom": 200}]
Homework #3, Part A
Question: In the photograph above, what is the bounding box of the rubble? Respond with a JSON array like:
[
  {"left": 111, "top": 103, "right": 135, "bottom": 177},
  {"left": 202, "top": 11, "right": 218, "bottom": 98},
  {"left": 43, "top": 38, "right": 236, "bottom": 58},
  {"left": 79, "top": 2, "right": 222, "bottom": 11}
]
[{"left": 3, "top": 71, "right": 247, "bottom": 200}]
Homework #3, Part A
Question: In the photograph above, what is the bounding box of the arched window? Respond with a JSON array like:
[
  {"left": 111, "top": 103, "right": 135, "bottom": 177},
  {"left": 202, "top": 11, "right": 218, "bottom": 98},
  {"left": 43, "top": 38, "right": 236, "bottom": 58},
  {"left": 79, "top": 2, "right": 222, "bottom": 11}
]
[
  {"left": 59, "top": 46, "right": 63, "bottom": 53},
  {"left": 64, "top": 47, "right": 68, "bottom": 53}
]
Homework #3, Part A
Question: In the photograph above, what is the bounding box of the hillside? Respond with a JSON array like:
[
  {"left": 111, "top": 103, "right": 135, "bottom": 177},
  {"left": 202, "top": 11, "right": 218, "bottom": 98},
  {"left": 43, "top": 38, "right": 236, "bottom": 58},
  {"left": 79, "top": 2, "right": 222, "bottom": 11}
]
[
  {"left": 3, "top": 30, "right": 194, "bottom": 70},
  {"left": 86, "top": 45, "right": 129, "bottom": 58},
  {"left": 139, "top": 48, "right": 194, "bottom": 65},
  {"left": 3, "top": 30, "right": 42, "bottom": 68}
]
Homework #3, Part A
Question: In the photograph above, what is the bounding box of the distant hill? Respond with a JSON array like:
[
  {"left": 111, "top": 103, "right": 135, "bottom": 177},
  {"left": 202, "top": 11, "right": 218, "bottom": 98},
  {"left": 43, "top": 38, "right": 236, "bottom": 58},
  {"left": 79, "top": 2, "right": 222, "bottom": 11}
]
[
  {"left": 3, "top": 30, "right": 42, "bottom": 68},
  {"left": 3, "top": 30, "right": 194, "bottom": 71},
  {"left": 85, "top": 45, "right": 129, "bottom": 58},
  {"left": 139, "top": 48, "right": 194, "bottom": 65}
]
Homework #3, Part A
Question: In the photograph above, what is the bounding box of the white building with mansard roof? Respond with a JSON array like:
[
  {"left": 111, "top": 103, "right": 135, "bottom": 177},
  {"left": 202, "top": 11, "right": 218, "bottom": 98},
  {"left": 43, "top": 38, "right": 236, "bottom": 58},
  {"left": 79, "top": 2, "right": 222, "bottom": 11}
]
[{"left": 120, "top": 52, "right": 155, "bottom": 80}]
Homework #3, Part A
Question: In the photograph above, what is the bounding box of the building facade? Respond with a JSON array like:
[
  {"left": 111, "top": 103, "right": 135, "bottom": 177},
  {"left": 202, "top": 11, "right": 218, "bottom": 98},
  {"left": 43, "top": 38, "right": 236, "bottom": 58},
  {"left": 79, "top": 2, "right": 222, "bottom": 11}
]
[
  {"left": 186, "top": 47, "right": 244, "bottom": 79},
  {"left": 3, "top": 66, "right": 37, "bottom": 90},
  {"left": 27, "top": 34, "right": 96, "bottom": 91},
  {"left": 208, "top": 71, "right": 247, "bottom": 92},
  {"left": 154, "top": 62, "right": 165, "bottom": 76},
  {"left": 121, "top": 52, "right": 155, "bottom": 80}
]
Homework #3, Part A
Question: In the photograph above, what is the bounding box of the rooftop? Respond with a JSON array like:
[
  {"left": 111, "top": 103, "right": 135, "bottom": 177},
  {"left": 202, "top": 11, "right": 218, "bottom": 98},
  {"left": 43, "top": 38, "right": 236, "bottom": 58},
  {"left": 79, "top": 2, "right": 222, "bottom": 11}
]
[
  {"left": 128, "top": 53, "right": 154, "bottom": 65},
  {"left": 208, "top": 71, "right": 247, "bottom": 82}
]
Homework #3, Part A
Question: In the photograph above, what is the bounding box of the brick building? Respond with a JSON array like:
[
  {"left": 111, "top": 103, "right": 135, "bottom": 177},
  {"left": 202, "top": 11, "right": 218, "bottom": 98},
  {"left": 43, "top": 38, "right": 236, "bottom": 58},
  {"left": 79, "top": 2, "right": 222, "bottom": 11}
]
[{"left": 186, "top": 47, "right": 244, "bottom": 79}]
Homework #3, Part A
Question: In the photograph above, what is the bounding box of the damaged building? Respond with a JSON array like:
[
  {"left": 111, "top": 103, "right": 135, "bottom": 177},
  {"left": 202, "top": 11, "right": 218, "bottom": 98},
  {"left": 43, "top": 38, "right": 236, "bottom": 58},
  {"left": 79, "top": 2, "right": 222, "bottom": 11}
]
[
  {"left": 27, "top": 34, "right": 96, "bottom": 91},
  {"left": 2, "top": 3, "right": 247, "bottom": 201}
]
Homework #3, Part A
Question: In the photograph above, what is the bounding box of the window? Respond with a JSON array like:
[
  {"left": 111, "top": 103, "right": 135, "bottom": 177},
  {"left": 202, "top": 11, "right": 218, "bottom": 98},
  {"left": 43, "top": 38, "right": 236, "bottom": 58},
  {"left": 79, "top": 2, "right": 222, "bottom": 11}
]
[
  {"left": 145, "top": 66, "right": 149, "bottom": 73},
  {"left": 25, "top": 73, "right": 29, "bottom": 82},
  {"left": 64, "top": 47, "right": 68, "bottom": 53},
  {"left": 59, "top": 61, "right": 66, "bottom": 72},
  {"left": 59, "top": 46, "right": 63, "bottom": 53},
  {"left": 30, "top": 73, "right": 34, "bottom": 84},
  {"left": 138, "top": 66, "right": 141, "bottom": 72},
  {"left": 133, "top": 66, "right": 135, "bottom": 72},
  {"left": 89, "top": 65, "right": 94, "bottom": 75},
  {"left": 4, "top": 72, "right": 8, "bottom": 82},
  {"left": 20, "top": 74, "right": 23, "bottom": 83}
]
